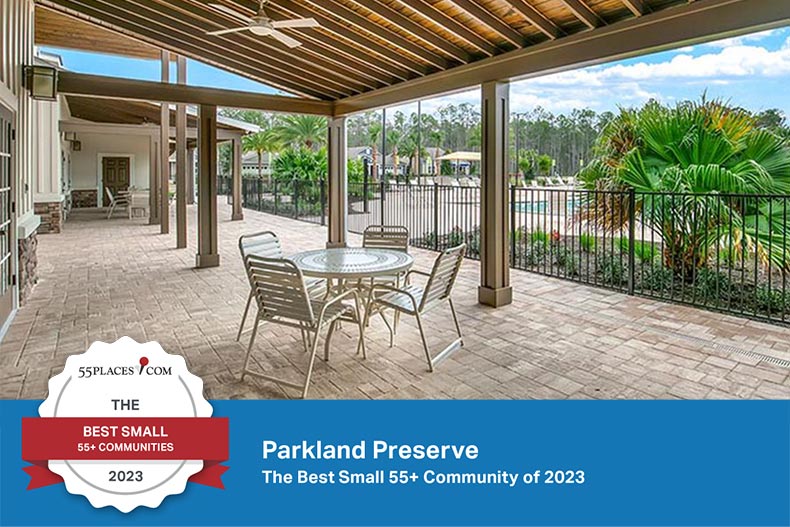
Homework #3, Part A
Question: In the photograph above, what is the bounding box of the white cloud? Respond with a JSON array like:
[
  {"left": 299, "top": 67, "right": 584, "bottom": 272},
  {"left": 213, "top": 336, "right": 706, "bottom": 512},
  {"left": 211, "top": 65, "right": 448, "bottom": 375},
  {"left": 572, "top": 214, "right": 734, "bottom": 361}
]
[{"left": 701, "top": 28, "right": 782, "bottom": 49}]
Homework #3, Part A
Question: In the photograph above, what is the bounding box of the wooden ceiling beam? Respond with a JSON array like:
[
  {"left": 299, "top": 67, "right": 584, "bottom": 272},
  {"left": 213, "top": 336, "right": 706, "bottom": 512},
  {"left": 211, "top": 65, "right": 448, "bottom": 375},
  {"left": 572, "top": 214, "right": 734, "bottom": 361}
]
[
  {"left": 117, "top": 0, "right": 367, "bottom": 96},
  {"left": 505, "top": 0, "right": 563, "bottom": 39},
  {"left": 212, "top": 1, "right": 406, "bottom": 85},
  {"left": 58, "top": 71, "right": 335, "bottom": 115},
  {"left": 300, "top": 0, "right": 453, "bottom": 70},
  {"left": 334, "top": 0, "right": 790, "bottom": 115},
  {"left": 157, "top": 0, "right": 384, "bottom": 92},
  {"left": 621, "top": 0, "right": 646, "bottom": 16},
  {"left": 448, "top": 0, "right": 526, "bottom": 47},
  {"left": 350, "top": 0, "right": 472, "bottom": 63},
  {"left": 559, "top": 0, "right": 605, "bottom": 29},
  {"left": 39, "top": 0, "right": 340, "bottom": 99},
  {"left": 263, "top": 0, "right": 430, "bottom": 77},
  {"left": 395, "top": 0, "right": 501, "bottom": 56}
]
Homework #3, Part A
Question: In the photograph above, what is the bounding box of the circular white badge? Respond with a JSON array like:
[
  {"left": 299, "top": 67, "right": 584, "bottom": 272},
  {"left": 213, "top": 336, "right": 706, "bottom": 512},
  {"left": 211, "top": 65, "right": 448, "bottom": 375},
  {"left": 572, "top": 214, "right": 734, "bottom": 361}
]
[{"left": 38, "top": 337, "right": 212, "bottom": 512}]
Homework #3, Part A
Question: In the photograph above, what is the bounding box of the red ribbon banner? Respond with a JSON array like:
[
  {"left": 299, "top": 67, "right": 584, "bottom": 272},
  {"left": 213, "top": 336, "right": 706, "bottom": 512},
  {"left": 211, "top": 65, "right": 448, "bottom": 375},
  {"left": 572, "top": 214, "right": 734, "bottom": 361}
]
[{"left": 22, "top": 417, "right": 229, "bottom": 490}]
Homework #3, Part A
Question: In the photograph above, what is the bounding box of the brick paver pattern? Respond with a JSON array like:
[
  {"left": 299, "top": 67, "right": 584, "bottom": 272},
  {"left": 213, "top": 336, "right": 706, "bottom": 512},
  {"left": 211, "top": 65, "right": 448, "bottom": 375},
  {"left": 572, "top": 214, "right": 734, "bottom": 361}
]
[{"left": 2, "top": 201, "right": 789, "bottom": 400}]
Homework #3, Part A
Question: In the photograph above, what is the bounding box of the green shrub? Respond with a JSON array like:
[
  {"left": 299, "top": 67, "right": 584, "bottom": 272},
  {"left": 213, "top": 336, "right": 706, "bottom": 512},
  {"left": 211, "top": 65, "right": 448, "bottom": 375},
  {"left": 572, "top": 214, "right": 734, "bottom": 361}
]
[
  {"left": 617, "top": 238, "right": 659, "bottom": 263},
  {"left": 530, "top": 229, "right": 550, "bottom": 245},
  {"left": 754, "top": 286, "right": 790, "bottom": 314},
  {"left": 599, "top": 259, "right": 627, "bottom": 286},
  {"left": 693, "top": 268, "right": 734, "bottom": 301},
  {"left": 579, "top": 233, "right": 597, "bottom": 253},
  {"left": 640, "top": 265, "right": 674, "bottom": 293}
]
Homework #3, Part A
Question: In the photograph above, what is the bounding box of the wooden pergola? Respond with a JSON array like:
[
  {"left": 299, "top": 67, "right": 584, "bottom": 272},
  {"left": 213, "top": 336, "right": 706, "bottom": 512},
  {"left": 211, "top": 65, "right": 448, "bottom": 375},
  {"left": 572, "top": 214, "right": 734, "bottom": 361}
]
[{"left": 35, "top": 0, "right": 790, "bottom": 307}]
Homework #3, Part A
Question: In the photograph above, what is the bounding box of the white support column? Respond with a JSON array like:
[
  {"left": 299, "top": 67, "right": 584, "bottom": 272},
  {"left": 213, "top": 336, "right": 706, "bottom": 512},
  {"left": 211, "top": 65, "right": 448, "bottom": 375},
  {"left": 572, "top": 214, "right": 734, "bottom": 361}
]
[
  {"left": 326, "top": 116, "right": 347, "bottom": 248},
  {"left": 159, "top": 49, "right": 171, "bottom": 235},
  {"left": 478, "top": 80, "right": 512, "bottom": 307},
  {"left": 175, "top": 55, "right": 187, "bottom": 248},
  {"left": 231, "top": 137, "right": 243, "bottom": 221}
]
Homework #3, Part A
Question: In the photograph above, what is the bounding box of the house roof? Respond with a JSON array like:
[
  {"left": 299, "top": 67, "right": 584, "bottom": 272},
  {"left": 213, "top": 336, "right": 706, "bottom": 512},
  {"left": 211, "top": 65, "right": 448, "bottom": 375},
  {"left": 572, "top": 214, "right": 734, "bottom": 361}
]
[{"left": 64, "top": 95, "right": 259, "bottom": 134}]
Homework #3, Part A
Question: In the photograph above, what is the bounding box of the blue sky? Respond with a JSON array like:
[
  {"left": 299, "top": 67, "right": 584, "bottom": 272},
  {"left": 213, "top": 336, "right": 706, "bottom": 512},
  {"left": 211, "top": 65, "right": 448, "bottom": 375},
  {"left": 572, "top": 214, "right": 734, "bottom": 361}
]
[{"left": 42, "top": 25, "right": 790, "bottom": 117}]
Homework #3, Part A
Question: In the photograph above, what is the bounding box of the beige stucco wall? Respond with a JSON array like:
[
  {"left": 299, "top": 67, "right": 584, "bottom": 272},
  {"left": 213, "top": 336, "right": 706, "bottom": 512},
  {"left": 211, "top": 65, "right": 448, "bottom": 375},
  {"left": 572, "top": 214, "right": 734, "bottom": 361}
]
[{"left": 70, "top": 132, "right": 151, "bottom": 206}]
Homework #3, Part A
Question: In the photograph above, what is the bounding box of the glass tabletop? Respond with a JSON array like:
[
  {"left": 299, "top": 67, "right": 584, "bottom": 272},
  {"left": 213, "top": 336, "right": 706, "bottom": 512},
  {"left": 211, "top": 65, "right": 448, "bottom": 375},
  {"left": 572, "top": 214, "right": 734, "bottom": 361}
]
[{"left": 290, "top": 248, "right": 414, "bottom": 279}]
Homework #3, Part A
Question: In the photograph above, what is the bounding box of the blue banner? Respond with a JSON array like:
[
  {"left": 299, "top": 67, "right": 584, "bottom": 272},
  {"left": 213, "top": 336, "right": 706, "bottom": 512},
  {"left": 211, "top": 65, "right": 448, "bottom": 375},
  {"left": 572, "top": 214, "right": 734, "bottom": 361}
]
[{"left": 1, "top": 400, "right": 789, "bottom": 526}]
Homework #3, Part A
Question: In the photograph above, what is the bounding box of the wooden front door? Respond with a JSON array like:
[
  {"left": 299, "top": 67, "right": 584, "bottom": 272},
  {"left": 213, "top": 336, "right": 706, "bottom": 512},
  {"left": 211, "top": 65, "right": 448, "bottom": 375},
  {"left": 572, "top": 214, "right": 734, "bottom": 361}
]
[
  {"left": 0, "top": 106, "right": 15, "bottom": 328},
  {"left": 102, "top": 157, "right": 130, "bottom": 206}
]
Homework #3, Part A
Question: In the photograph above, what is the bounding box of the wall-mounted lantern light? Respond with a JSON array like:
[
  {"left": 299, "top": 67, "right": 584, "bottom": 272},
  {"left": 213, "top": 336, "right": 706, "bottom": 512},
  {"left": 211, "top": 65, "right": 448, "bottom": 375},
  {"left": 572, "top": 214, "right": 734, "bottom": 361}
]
[{"left": 23, "top": 65, "right": 58, "bottom": 101}]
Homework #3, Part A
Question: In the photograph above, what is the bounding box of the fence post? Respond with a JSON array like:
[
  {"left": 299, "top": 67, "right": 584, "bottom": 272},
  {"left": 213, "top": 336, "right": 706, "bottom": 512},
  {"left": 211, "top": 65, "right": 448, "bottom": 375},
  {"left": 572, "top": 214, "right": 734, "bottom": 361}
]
[
  {"left": 510, "top": 184, "right": 516, "bottom": 267},
  {"left": 293, "top": 179, "right": 299, "bottom": 219},
  {"left": 320, "top": 178, "right": 326, "bottom": 226},
  {"left": 256, "top": 178, "right": 261, "bottom": 211},
  {"left": 274, "top": 180, "right": 279, "bottom": 216},
  {"left": 627, "top": 187, "right": 636, "bottom": 295},
  {"left": 363, "top": 164, "right": 369, "bottom": 214},
  {"left": 433, "top": 183, "right": 439, "bottom": 251},
  {"left": 380, "top": 181, "right": 386, "bottom": 224}
]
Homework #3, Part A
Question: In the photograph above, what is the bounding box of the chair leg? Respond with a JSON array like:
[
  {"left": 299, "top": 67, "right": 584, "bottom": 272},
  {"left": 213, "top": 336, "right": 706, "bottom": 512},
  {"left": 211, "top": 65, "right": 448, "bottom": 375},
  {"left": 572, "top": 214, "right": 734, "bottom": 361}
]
[
  {"left": 353, "top": 292, "right": 367, "bottom": 360},
  {"left": 236, "top": 291, "right": 254, "bottom": 342},
  {"left": 301, "top": 322, "right": 323, "bottom": 399},
  {"left": 379, "top": 311, "right": 394, "bottom": 348},
  {"left": 323, "top": 319, "right": 338, "bottom": 362},
  {"left": 393, "top": 311, "right": 400, "bottom": 336},
  {"left": 414, "top": 311, "right": 434, "bottom": 373},
  {"left": 107, "top": 201, "right": 115, "bottom": 219},
  {"left": 240, "top": 314, "right": 261, "bottom": 381},
  {"left": 357, "top": 290, "right": 374, "bottom": 356},
  {"left": 449, "top": 298, "right": 463, "bottom": 345}
]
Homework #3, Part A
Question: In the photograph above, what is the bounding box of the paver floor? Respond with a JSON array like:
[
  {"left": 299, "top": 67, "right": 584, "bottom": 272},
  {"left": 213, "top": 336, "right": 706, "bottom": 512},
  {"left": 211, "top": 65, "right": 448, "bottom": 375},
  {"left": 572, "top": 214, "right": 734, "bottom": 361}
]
[{"left": 2, "top": 201, "right": 789, "bottom": 400}]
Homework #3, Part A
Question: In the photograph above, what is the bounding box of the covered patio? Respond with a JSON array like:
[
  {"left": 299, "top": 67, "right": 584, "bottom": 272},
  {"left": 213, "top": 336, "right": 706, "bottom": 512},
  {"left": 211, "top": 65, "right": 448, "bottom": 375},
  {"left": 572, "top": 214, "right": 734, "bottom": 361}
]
[
  {"left": 2, "top": 201, "right": 788, "bottom": 400},
  {"left": 2, "top": 0, "right": 790, "bottom": 400}
]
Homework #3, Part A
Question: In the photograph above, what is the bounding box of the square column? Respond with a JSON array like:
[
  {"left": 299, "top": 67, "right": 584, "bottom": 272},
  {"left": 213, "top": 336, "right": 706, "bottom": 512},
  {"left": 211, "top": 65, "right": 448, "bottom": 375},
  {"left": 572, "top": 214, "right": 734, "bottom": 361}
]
[
  {"left": 175, "top": 55, "right": 188, "bottom": 248},
  {"left": 159, "top": 49, "right": 171, "bottom": 235},
  {"left": 231, "top": 137, "right": 243, "bottom": 221},
  {"left": 327, "top": 116, "right": 347, "bottom": 248},
  {"left": 196, "top": 104, "right": 220, "bottom": 268},
  {"left": 478, "top": 81, "right": 512, "bottom": 307},
  {"left": 187, "top": 147, "right": 195, "bottom": 205},
  {"left": 148, "top": 135, "right": 160, "bottom": 224}
]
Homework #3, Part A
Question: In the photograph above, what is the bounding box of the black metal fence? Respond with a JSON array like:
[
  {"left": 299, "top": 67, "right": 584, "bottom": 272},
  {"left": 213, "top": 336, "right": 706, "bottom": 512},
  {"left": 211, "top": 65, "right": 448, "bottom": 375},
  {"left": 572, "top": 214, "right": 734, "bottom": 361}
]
[
  {"left": 221, "top": 175, "right": 790, "bottom": 325},
  {"left": 219, "top": 175, "right": 327, "bottom": 226}
]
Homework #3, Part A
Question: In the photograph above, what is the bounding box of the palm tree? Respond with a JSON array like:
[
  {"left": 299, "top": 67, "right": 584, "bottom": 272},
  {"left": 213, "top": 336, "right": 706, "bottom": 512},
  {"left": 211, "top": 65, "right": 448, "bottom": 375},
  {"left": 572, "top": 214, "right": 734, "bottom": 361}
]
[
  {"left": 242, "top": 129, "right": 281, "bottom": 184},
  {"left": 276, "top": 115, "right": 327, "bottom": 150},
  {"left": 579, "top": 98, "right": 790, "bottom": 277},
  {"left": 367, "top": 121, "right": 382, "bottom": 181}
]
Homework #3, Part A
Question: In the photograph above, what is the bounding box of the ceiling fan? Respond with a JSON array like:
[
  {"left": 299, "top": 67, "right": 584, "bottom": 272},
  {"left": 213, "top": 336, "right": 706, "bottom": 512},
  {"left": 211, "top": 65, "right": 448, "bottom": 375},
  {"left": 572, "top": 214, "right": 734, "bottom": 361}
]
[{"left": 206, "top": 1, "right": 319, "bottom": 48}]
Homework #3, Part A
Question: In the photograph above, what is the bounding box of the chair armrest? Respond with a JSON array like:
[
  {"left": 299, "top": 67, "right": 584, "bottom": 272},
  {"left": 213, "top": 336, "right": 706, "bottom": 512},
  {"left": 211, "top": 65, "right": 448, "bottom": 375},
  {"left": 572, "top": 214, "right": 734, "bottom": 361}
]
[
  {"left": 406, "top": 269, "right": 431, "bottom": 279},
  {"left": 369, "top": 283, "right": 420, "bottom": 310}
]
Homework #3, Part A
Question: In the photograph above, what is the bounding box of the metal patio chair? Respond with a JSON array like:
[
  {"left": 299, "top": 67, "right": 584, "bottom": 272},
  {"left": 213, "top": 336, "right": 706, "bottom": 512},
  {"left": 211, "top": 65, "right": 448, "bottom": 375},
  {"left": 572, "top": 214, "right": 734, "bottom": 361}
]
[
  {"left": 240, "top": 254, "right": 366, "bottom": 399},
  {"left": 105, "top": 188, "right": 130, "bottom": 219},
  {"left": 236, "top": 231, "right": 326, "bottom": 342},
  {"left": 358, "top": 243, "right": 465, "bottom": 372},
  {"left": 360, "top": 225, "right": 410, "bottom": 338}
]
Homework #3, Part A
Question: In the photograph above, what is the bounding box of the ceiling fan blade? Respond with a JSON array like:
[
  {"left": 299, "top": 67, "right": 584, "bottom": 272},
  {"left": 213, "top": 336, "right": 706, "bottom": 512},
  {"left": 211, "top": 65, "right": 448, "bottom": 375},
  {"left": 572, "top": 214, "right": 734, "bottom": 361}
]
[
  {"left": 271, "top": 18, "right": 319, "bottom": 29},
  {"left": 270, "top": 29, "right": 302, "bottom": 48},
  {"left": 207, "top": 3, "right": 251, "bottom": 23},
  {"left": 206, "top": 26, "right": 249, "bottom": 36}
]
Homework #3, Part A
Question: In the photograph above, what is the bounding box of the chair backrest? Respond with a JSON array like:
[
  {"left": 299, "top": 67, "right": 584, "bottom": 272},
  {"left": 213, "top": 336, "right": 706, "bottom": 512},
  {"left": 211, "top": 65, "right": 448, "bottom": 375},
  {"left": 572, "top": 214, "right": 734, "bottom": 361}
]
[
  {"left": 239, "top": 231, "right": 284, "bottom": 260},
  {"left": 105, "top": 187, "right": 115, "bottom": 202},
  {"left": 420, "top": 244, "right": 465, "bottom": 311},
  {"left": 245, "top": 255, "right": 315, "bottom": 325},
  {"left": 362, "top": 225, "right": 409, "bottom": 252}
]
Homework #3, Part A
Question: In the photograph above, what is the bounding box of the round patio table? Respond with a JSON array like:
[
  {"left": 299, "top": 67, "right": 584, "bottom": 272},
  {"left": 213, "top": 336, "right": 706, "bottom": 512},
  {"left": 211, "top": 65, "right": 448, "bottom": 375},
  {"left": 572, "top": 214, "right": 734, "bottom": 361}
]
[{"left": 290, "top": 247, "right": 413, "bottom": 281}]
